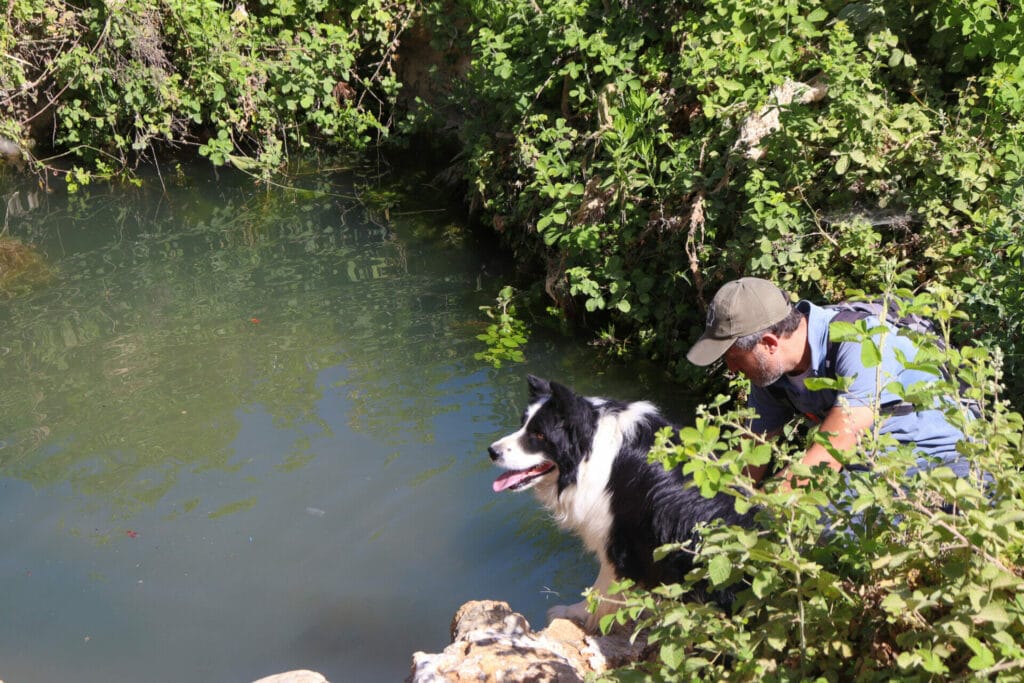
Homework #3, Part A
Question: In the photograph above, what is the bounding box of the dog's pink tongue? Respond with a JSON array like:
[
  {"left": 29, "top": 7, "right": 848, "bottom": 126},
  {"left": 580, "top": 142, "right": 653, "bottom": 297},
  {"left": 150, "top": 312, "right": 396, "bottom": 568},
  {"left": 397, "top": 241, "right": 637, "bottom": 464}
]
[{"left": 492, "top": 464, "right": 551, "bottom": 492}]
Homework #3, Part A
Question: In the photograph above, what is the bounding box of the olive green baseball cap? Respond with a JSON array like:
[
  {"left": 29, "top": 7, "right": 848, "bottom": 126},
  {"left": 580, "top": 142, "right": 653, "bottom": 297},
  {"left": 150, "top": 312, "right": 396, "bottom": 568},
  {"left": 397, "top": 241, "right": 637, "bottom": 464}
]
[{"left": 686, "top": 277, "right": 792, "bottom": 366}]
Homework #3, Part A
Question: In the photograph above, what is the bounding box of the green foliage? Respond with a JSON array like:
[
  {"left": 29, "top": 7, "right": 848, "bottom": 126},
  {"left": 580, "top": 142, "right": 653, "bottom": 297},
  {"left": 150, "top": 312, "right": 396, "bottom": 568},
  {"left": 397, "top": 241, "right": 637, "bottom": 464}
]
[
  {"left": 1, "top": 0, "right": 415, "bottom": 186},
  {"left": 594, "top": 290, "right": 1024, "bottom": 681},
  {"left": 442, "top": 0, "right": 1024, "bottom": 398},
  {"left": 474, "top": 284, "right": 529, "bottom": 367}
]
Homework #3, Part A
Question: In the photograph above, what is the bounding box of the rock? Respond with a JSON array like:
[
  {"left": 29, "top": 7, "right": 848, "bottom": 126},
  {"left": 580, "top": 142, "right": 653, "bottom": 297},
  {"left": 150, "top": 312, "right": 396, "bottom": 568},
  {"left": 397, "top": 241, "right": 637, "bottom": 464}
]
[
  {"left": 0, "top": 138, "right": 23, "bottom": 168},
  {"left": 734, "top": 80, "right": 828, "bottom": 160},
  {"left": 408, "top": 600, "right": 646, "bottom": 682},
  {"left": 251, "top": 670, "right": 328, "bottom": 683}
]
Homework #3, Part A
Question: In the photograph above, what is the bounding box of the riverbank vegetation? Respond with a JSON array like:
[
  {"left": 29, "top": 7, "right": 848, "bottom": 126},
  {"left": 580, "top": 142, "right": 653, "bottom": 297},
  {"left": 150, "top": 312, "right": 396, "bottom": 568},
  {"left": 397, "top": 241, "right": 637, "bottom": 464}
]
[
  {"left": 3, "top": 1, "right": 1021, "bottom": 389},
  {"left": 1, "top": 0, "right": 416, "bottom": 186},
  {"left": 4, "top": 0, "right": 1024, "bottom": 678},
  {"left": 433, "top": 0, "right": 1023, "bottom": 399}
]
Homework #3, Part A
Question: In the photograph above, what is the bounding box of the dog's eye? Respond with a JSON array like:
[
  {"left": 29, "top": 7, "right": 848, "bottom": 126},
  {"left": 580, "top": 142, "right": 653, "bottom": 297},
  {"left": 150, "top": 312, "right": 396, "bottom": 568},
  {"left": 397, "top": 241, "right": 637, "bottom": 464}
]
[{"left": 531, "top": 432, "right": 545, "bottom": 441}]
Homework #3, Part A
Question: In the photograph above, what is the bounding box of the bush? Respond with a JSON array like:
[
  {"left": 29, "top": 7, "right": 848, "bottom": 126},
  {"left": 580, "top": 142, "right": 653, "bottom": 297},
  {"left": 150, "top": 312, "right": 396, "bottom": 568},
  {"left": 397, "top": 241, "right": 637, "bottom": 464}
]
[{"left": 1, "top": 0, "right": 416, "bottom": 186}]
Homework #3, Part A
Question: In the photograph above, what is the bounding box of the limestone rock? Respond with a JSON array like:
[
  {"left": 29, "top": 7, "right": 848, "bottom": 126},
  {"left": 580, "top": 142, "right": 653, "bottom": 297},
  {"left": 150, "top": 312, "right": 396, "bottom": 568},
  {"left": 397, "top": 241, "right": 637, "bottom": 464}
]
[
  {"left": 408, "top": 600, "right": 646, "bottom": 682},
  {"left": 735, "top": 79, "right": 828, "bottom": 160},
  {"left": 252, "top": 670, "right": 328, "bottom": 683}
]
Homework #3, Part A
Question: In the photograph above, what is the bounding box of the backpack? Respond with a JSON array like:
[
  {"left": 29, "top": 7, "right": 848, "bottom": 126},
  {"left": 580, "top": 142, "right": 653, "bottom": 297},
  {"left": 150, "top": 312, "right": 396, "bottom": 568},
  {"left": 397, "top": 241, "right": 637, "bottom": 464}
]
[
  {"left": 767, "top": 299, "right": 977, "bottom": 420},
  {"left": 822, "top": 299, "right": 945, "bottom": 378}
]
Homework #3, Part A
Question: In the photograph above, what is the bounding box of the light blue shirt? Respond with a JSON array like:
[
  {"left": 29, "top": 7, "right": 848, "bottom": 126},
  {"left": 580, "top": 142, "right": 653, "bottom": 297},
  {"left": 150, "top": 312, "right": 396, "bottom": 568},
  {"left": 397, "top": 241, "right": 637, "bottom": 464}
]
[{"left": 749, "top": 301, "right": 970, "bottom": 477}]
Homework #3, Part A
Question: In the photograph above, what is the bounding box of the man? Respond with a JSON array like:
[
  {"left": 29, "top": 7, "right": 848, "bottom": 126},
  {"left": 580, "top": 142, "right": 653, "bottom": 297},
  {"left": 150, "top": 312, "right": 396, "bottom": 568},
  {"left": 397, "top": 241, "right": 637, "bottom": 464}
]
[{"left": 686, "top": 277, "right": 970, "bottom": 487}]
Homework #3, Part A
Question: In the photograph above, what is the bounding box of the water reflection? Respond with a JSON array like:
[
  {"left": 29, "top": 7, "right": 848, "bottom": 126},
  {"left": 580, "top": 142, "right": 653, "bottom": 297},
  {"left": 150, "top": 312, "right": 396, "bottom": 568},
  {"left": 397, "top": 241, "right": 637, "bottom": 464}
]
[{"left": 0, "top": 171, "right": 485, "bottom": 513}]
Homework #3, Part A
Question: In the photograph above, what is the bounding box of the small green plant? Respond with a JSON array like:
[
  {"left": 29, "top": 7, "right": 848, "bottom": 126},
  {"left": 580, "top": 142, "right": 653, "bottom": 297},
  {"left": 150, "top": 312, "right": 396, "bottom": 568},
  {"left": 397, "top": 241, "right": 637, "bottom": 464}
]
[{"left": 474, "top": 285, "right": 529, "bottom": 368}]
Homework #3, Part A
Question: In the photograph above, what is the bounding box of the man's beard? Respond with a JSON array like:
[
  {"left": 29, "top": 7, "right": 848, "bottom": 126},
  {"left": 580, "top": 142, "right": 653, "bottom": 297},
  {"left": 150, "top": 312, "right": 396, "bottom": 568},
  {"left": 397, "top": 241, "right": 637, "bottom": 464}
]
[{"left": 749, "top": 351, "right": 785, "bottom": 388}]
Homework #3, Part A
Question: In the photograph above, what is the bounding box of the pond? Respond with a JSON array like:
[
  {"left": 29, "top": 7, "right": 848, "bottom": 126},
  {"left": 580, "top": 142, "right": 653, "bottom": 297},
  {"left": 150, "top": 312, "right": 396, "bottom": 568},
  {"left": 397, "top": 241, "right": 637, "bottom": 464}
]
[{"left": 0, "top": 165, "right": 691, "bottom": 682}]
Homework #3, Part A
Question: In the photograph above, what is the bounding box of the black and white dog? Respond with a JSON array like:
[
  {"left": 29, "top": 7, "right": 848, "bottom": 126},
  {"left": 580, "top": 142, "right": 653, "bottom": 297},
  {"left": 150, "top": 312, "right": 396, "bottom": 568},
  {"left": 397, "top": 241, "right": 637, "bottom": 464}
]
[{"left": 488, "top": 375, "right": 754, "bottom": 630}]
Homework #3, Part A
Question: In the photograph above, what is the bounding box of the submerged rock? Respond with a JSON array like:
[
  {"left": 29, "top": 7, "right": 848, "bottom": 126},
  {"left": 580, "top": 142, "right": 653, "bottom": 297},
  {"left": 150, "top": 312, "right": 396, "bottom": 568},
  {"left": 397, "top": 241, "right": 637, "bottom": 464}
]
[
  {"left": 252, "top": 670, "right": 328, "bottom": 683},
  {"left": 0, "top": 137, "right": 20, "bottom": 161},
  {"left": 0, "top": 237, "right": 51, "bottom": 294},
  {"left": 408, "top": 600, "right": 646, "bottom": 682}
]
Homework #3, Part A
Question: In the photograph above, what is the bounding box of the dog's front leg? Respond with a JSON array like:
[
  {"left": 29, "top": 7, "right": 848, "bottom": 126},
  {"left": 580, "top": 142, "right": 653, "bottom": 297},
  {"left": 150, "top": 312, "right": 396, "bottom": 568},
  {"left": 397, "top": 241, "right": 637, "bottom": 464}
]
[{"left": 547, "top": 560, "right": 618, "bottom": 631}]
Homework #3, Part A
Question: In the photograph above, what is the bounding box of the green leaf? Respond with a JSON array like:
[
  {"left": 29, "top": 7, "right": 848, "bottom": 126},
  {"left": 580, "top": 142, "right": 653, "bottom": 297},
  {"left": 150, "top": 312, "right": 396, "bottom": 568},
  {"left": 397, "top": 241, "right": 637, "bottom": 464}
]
[
  {"left": 804, "top": 377, "right": 842, "bottom": 391},
  {"left": 966, "top": 638, "right": 995, "bottom": 670},
  {"left": 919, "top": 648, "right": 950, "bottom": 675},
  {"left": 707, "top": 554, "right": 731, "bottom": 586},
  {"left": 829, "top": 321, "right": 860, "bottom": 341},
  {"left": 661, "top": 642, "right": 685, "bottom": 671},
  {"left": 860, "top": 338, "right": 882, "bottom": 367},
  {"left": 806, "top": 7, "right": 829, "bottom": 23},
  {"left": 880, "top": 592, "right": 906, "bottom": 615},
  {"left": 975, "top": 603, "right": 1010, "bottom": 626}
]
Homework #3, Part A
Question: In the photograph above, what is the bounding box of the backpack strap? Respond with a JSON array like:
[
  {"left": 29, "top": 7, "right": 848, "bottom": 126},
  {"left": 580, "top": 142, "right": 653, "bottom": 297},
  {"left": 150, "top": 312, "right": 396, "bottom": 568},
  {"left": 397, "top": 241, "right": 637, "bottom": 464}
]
[
  {"left": 823, "top": 307, "right": 870, "bottom": 376},
  {"left": 824, "top": 307, "right": 917, "bottom": 417},
  {"left": 763, "top": 383, "right": 813, "bottom": 422}
]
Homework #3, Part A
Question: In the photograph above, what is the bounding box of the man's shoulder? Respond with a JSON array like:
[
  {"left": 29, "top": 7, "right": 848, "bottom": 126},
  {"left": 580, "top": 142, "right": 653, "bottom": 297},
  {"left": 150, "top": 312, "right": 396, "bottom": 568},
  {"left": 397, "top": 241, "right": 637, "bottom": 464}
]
[
  {"left": 798, "top": 300, "right": 842, "bottom": 371},
  {"left": 799, "top": 300, "right": 840, "bottom": 326}
]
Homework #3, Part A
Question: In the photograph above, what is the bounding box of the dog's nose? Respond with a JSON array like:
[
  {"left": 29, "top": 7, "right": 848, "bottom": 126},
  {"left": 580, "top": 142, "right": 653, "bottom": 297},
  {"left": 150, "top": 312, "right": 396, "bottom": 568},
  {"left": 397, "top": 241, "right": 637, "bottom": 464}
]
[{"left": 487, "top": 445, "right": 501, "bottom": 461}]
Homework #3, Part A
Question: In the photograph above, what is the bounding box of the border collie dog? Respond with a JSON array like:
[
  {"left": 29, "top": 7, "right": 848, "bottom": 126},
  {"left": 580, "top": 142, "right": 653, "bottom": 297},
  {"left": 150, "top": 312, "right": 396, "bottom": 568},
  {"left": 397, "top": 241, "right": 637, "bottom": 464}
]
[{"left": 488, "top": 375, "right": 754, "bottom": 630}]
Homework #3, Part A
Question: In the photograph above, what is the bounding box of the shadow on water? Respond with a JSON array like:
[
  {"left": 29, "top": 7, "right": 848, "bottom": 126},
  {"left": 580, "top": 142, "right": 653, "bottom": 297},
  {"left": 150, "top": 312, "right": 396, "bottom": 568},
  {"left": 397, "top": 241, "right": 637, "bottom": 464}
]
[{"left": 0, "top": 166, "right": 694, "bottom": 682}]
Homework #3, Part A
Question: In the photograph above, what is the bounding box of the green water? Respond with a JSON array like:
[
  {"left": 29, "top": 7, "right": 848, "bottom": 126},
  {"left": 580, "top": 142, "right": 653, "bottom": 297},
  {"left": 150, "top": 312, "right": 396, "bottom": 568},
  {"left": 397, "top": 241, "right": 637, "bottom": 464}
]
[{"left": 0, "top": 167, "right": 686, "bottom": 681}]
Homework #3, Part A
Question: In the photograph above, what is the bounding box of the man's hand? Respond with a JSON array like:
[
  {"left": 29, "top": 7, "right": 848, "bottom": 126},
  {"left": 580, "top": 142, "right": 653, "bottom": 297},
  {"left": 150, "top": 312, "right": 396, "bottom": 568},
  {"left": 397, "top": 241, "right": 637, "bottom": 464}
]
[{"left": 777, "top": 404, "right": 875, "bottom": 489}]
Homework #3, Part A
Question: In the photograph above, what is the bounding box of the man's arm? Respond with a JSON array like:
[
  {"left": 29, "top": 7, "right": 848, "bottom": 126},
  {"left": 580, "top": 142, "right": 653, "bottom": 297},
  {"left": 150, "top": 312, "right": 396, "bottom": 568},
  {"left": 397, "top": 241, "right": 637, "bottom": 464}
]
[{"left": 780, "top": 403, "right": 875, "bottom": 489}]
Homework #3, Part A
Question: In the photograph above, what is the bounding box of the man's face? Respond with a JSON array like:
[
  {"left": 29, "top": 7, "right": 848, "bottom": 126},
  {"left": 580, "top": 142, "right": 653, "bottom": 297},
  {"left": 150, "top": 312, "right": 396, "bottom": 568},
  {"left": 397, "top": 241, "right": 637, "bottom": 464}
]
[{"left": 723, "top": 341, "right": 785, "bottom": 388}]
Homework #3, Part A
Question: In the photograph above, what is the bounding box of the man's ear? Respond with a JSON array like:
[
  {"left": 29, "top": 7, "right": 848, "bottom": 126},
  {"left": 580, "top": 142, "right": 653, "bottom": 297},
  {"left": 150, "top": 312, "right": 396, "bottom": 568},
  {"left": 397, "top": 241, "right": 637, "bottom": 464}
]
[{"left": 760, "top": 333, "right": 781, "bottom": 354}]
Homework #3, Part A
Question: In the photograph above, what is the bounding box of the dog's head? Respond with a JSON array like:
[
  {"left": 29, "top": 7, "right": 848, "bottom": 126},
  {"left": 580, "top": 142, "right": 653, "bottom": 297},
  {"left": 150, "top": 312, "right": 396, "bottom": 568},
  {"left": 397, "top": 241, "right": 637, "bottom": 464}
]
[{"left": 488, "top": 375, "right": 598, "bottom": 495}]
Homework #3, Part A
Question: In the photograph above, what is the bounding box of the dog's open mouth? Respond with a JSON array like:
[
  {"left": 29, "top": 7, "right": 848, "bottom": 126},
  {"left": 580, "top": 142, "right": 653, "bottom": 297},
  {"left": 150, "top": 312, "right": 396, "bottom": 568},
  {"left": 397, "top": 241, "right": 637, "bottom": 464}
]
[{"left": 492, "top": 462, "right": 556, "bottom": 492}]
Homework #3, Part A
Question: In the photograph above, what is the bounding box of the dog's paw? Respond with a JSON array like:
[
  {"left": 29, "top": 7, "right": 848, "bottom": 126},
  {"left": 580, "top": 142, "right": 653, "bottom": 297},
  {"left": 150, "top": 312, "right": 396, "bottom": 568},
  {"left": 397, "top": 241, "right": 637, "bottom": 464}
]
[{"left": 546, "top": 601, "right": 590, "bottom": 626}]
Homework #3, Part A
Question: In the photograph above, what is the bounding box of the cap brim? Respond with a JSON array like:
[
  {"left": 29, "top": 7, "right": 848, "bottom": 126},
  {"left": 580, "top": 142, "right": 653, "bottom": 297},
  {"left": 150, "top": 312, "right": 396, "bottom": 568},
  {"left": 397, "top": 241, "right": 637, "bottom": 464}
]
[{"left": 686, "top": 335, "right": 735, "bottom": 366}]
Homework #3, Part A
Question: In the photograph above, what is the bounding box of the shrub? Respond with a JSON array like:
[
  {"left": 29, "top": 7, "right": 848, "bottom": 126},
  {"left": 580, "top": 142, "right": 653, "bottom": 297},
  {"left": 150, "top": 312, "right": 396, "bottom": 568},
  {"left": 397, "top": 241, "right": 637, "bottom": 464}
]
[{"left": 1, "top": 0, "right": 416, "bottom": 186}]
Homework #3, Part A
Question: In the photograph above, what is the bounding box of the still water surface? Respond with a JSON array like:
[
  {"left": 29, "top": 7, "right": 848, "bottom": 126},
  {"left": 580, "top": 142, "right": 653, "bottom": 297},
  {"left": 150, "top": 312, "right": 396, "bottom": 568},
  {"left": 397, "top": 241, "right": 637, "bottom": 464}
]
[{"left": 0, "top": 168, "right": 688, "bottom": 682}]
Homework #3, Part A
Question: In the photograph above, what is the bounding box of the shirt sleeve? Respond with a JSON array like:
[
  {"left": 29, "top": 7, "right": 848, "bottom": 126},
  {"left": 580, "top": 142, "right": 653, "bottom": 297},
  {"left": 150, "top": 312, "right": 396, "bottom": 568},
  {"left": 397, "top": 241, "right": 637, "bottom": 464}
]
[
  {"left": 748, "top": 384, "right": 797, "bottom": 435},
  {"left": 831, "top": 323, "right": 911, "bottom": 409}
]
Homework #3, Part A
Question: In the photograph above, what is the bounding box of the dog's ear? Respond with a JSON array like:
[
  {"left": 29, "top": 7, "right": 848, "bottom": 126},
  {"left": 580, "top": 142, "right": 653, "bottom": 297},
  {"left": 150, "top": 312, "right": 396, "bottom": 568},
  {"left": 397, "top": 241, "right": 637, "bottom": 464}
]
[
  {"left": 548, "top": 380, "right": 575, "bottom": 403},
  {"left": 549, "top": 381, "right": 591, "bottom": 418},
  {"left": 548, "top": 381, "right": 598, "bottom": 460},
  {"left": 527, "top": 375, "right": 551, "bottom": 399}
]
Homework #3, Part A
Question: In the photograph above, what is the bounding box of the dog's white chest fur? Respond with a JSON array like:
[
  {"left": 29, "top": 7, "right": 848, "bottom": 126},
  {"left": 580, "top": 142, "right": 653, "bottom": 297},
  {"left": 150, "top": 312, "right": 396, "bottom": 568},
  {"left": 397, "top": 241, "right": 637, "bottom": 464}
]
[{"left": 534, "top": 402, "right": 654, "bottom": 562}]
